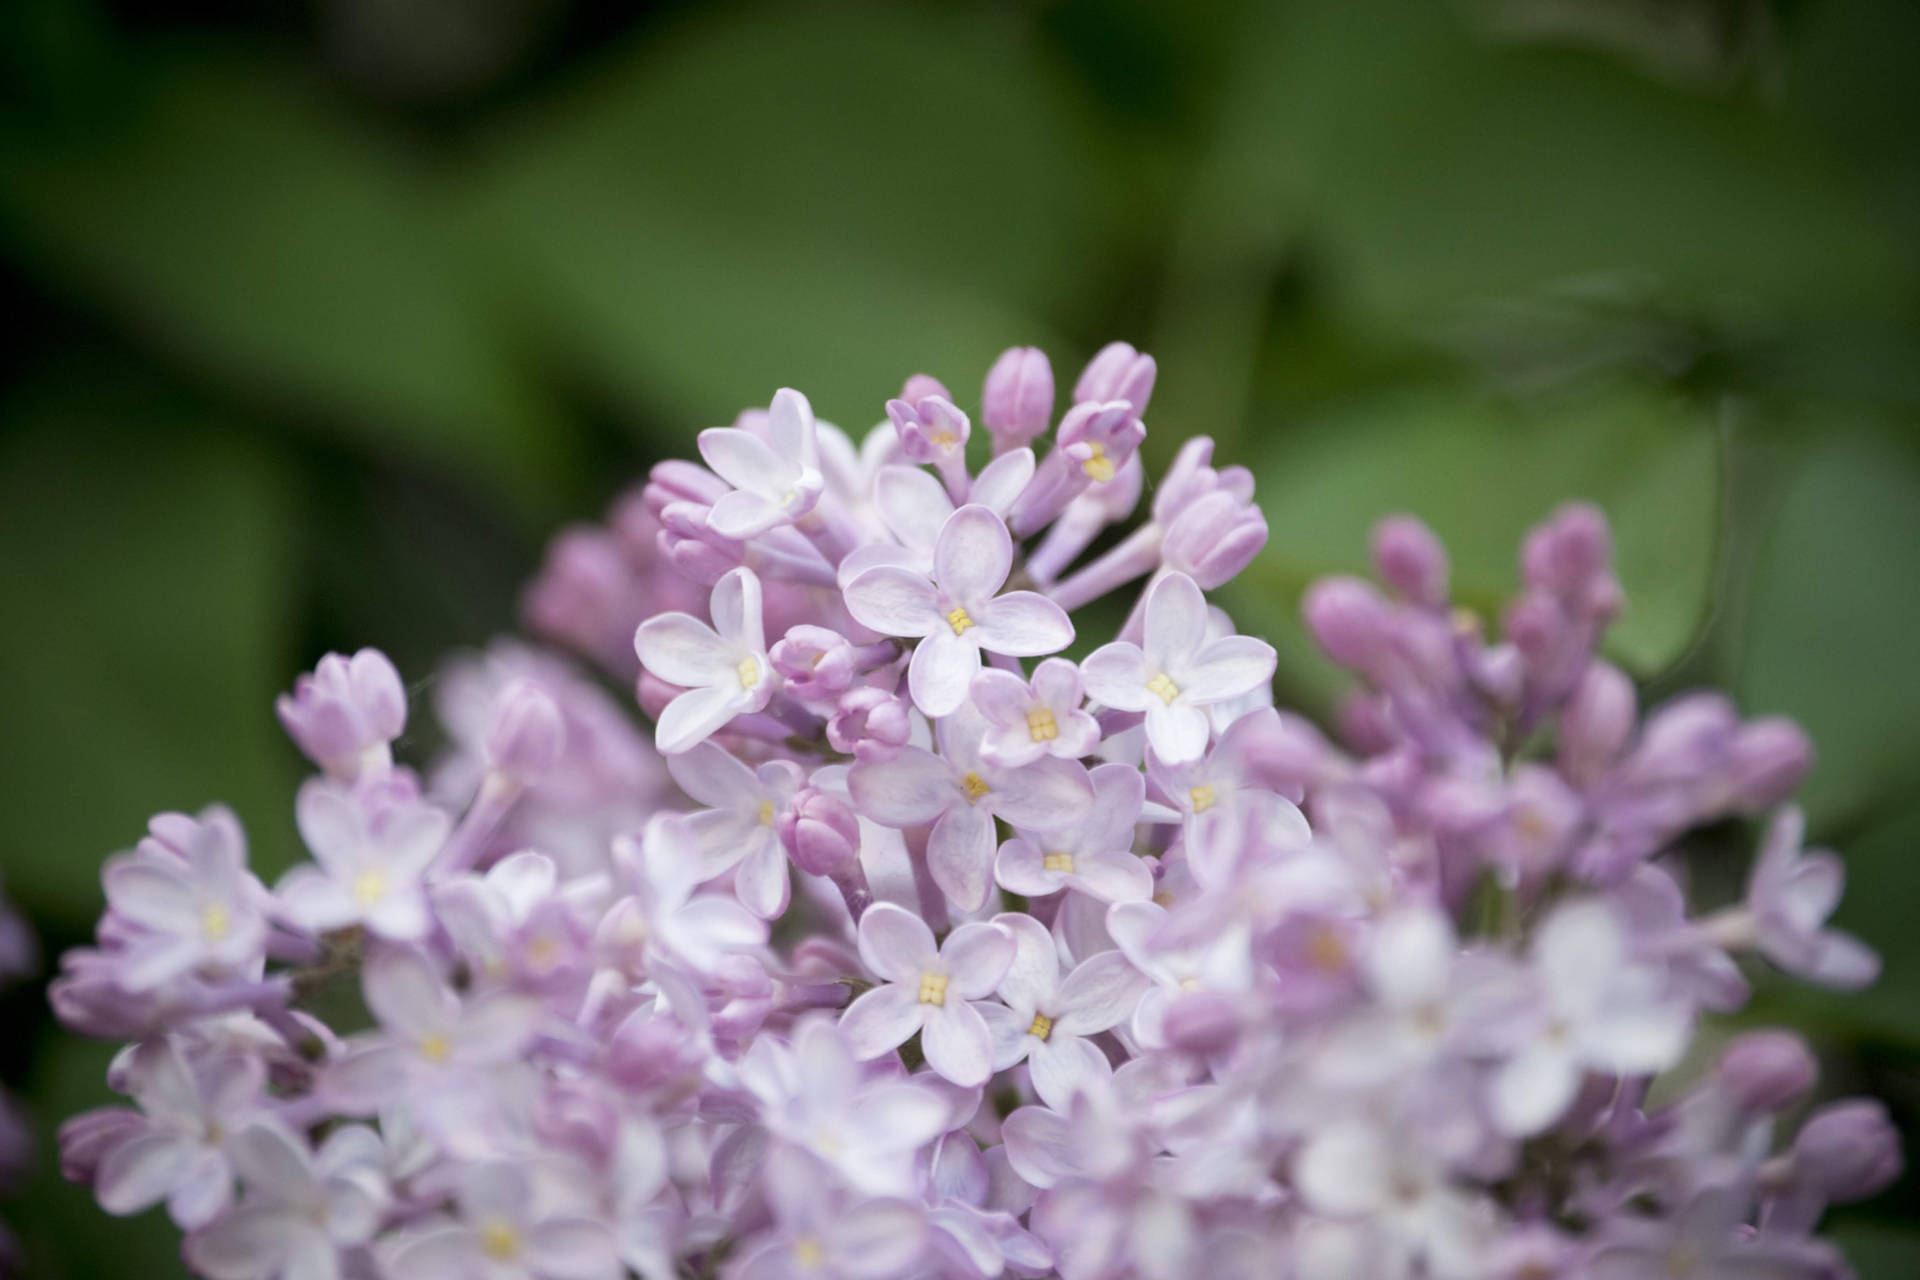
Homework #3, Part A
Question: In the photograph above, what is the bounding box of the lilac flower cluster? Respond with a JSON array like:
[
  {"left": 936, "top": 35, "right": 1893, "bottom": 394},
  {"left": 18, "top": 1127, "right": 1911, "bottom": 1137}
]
[{"left": 52, "top": 342, "right": 1901, "bottom": 1278}]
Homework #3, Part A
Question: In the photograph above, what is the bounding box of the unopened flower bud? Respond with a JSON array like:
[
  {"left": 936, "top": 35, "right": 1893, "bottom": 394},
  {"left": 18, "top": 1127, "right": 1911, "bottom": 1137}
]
[
  {"left": 1163, "top": 991, "right": 1242, "bottom": 1057},
  {"left": 1302, "top": 577, "right": 1392, "bottom": 671},
  {"left": 1522, "top": 502, "right": 1613, "bottom": 597},
  {"left": 983, "top": 346, "right": 1054, "bottom": 449},
  {"left": 886, "top": 396, "right": 971, "bottom": 466},
  {"left": 779, "top": 788, "right": 862, "bottom": 877},
  {"left": 1793, "top": 1100, "right": 1902, "bottom": 1203},
  {"left": 1073, "top": 341, "right": 1156, "bottom": 412},
  {"left": 1371, "top": 515, "right": 1450, "bottom": 608},
  {"left": 827, "top": 687, "right": 911, "bottom": 755},
  {"left": 900, "top": 373, "right": 952, "bottom": 405},
  {"left": 1163, "top": 490, "right": 1268, "bottom": 589},
  {"left": 486, "top": 679, "right": 565, "bottom": 782},
  {"left": 275, "top": 648, "right": 407, "bottom": 780},
  {"left": 1560, "top": 661, "right": 1636, "bottom": 785},
  {"left": 770, "top": 626, "right": 856, "bottom": 705},
  {"left": 1717, "top": 1030, "right": 1816, "bottom": 1114},
  {"left": 1728, "top": 718, "right": 1814, "bottom": 810}
]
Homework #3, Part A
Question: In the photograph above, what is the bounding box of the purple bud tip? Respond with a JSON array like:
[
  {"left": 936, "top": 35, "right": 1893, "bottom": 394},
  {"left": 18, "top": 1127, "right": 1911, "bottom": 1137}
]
[
  {"left": 900, "top": 373, "right": 952, "bottom": 405},
  {"left": 1729, "top": 718, "right": 1815, "bottom": 810},
  {"left": 1716, "top": 1029, "right": 1817, "bottom": 1113},
  {"left": 1370, "top": 515, "right": 1450, "bottom": 607},
  {"left": 1301, "top": 577, "right": 1389, "bottom": 669},
  {"left": 1559, "top": 661, "right": 1637, "bottom": 783},
  {"left": 1073, "top": 341, "right": 1156, "bottom": 412},
  {"left": 982, "top": 346, "right": 1055, "bottom": 446},
  {"left": 1793, "top": 1099, "right": 1903, "bottom": 1203},
  {"left": 486, "top": 679, "right": 565, "bottom": 780},
  {"left": 1523, "top": 501, "right": 1614, "bottom": 596},
  {"left": 779, "top": 788, "right": 861, "bottom": 877}
]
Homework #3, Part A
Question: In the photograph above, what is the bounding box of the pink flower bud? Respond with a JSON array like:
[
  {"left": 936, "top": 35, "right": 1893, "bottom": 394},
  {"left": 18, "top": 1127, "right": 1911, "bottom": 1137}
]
[
  {"left": 779, "top": 788, "right": 862, "bottom": 877},
  {"left": 1559, "top": 661, "right": 1636, "bottom": 784},
  {"left": 1728, "top": 718, "right": 1814, "bottom": 810},
  {"left": 982, "top": 346, "right": 1054, "bottom": 448},
  {"left": 827, "top": 687, "right": 911, "bottom": 755},
  {"left": 900, "top": 373, "right": 953, "bottom": 405},
  {"left": 1716, "top": 1030, "right": 1816, "bottom": 1113},
  {"left": 1073, "top": 341, "right": 1156, "bottom": 412},
  {"left": 770, "top": 626, "right": 856, "bottom": 705},
  {"left": 275, "top": 648, "right": 408, "bottom": 780},
  {"left": 1793, "top": 1100, "right": 1902, "bottom": 1202},
  {"left": 486, "top": 680, "right": 565, "bottom": 781},
  {"left": 1301, "top": 577, "right": 1392, "bottom": 670},
  {"left": 1370, "top": 515, "right": 1449, "bottom": 608}
]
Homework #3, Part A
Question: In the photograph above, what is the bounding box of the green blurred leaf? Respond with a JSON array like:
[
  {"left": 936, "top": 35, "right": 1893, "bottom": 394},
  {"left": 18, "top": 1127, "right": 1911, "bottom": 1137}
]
[
  {"left": 1227, "top": 382, "right": 1719, "bottom": 710},
  {"left": 1739, "top": 433, "right": 1920, "bottom": 830},
  {"left": 0, "top": 49, "right": 568, "bottom": 515},
  {"left": 0, "top": 371, "right": 302, "bottom": 927},
  {"left": 471, "top": 0, "right": 1125, "bottom": 428}
]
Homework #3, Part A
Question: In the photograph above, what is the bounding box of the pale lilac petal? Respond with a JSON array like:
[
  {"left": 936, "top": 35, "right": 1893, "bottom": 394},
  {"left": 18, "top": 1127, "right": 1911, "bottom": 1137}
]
[
  {"left": 875, "top": 465, "right": 953, "bottom": 552},
  {"left": 1080, "top": 643, "right": 1151, "bottom": 712},
  {"left": 734, "top": 837, "right": 792, "bottom": 920},
  {"left": 709, "top": 567, "right": 766, "bottom": 654},
  {"left": 1143, "top": 573, "right": 1209, "bottom": 665},
  {"left": 274, "top": 867, "right": 357, "bottom": 935},
  {"left": 994, "top": 840, "right": 1065, "bottom": 899},
  {"left": 362, "top": 891, "right": 431, "bottom": 942},
  {"left": 831, "top": 1199, "right": 931, "bottom": 1277},
  {"left": 1028, "top": 1035, "right": 1113, "bottom": 1112},
  {"left": 1055, "top": 951, "right": 1151, "bottom": 1036},
  {"left": 673, "top": 896, "right": 770, "bottom": 959},
  {"left": 668, "top": 740, "right": 760, "bottom": 809},
  {"left": 167, "top": 1147, "right": 234, "bottom": 1228},
  {"left": 921, "top": 1001, "right": 994, "bottom": 1087},
  {"left": 909, "top": 628, "right": 981, "bottom": 719},
  {"left": 96, "top": 1131, "right": 193, "bottom": 1215},
  {"left": 844, "top": 566, "right": 942, "bottom": 638},
  {"left": 684, "top": 808, "right": 762, "bottom": 878},
  {"left": 1295, "top": 1126, "right": 1390, "bottom": 1216},
  {"left": 1364, "top": 910, "right": 1455, "bottom": 1010},
  {"left": 293, "top": 782, "right": 361, "bottom": 871},
  {"left": 857, "top": 902, "right": 939, "bottom": 981},
  {"left": 320, "top": 1044, "right": 409, "bottom": 1113},
  {"left": 991, "top": 912, "right": 1060, "bottom": 1013},
  {"left": 633, "top": 612, "right": 732, "bottom": 688},
  {"left": 363, "top": 947, "right": 455, "bottom": 1037},
  {"left": 987, "top": 757, "right": 1094, "bottom": 831},
  {"left": 1030, "top": 657, "right": 1083, "bottom": 707},
  {"left": 698, "top": 427, "right": 790, "bottom": 499},
  {"left": 227, "top": 1122, "right": 314, "bottom": 1196},
  {"left": 1069, "top": 850, "right": 1153, "bottom": 904},
  {"left": 655, "top": 683, "right": 747, "bottom": 755},
  {"left": 1001, "top": 1106, "right": 1077, "bottom": 1189},
  {"left": 1779, "top": 853, "right": 1844, "bottom": 933},
  {"left": 934, "top": 505, "right": 1012, "bottom": 603},
  {"left": 1491, "top": 1043, "right": 1582, "bottom": 1137},
  {"left": 942, "top": 921, "right": 1016, "bottom": 999},
  {"left": 282, "top": 1236, "right": 339, "bottom": 1280},
  {"left": 1144, "top": 703, "right": 1210, "bottom": 765},
  {"left": 858, "top": 1083, "right": 951, "bottom": 1152},
  {"left": 381, "top": 805, "right": 450, "bottom": 878},
  {"left": 456, "top": 991, "right": 544, "bottom": 1061},
  {"left": 848, "top": 747, "right": 956, "bottom": 827},
  {"left": 970, "top": 668, "right": 1034, "bottom": 726},
  {"left": 393, "top": 1227, "right": 486, "bottom": 1280},
  {"left": 975, "top": 592, "right": 1074, "bottom": 657},
  {"left": 979, "top": 1002, "right": 1035, "bottom": 1070},
  {"left": 103, "top": 860, "right": 199, "bottom": 932},
  {"left": 767, "top": 388, "right": 818, "bottom": 469},
  {"left": 186, "top": 1205, "right": 300, "bottom": 1280},
  {"left": 927, "top": 804, "right": 996, "bottom": 912},
  {"left": 969, "top": 448, "right": 1035, "bottom": 514},
  {"left": 1182, "top": 636, "right": 1277, "bottom": 704},
  {"left": 840, "top": 985, "right": 925, "bottom": 1059},
  {"left": 527, "top": 1217, "right": 620, "bottom": 1280},
  {"left": 1806, "top": 930, "right": 1881, "bottom": 989},
  {"left": 1584, "top": 1001, "right": 1691, "bottom": 1076}
]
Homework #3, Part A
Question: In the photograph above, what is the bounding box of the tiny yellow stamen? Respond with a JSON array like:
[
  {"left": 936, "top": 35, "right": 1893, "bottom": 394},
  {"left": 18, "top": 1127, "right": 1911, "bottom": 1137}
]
[
  {"left": 480, "top": 1221, "right": 521, "bottom": 1261},
  {"left": 1025, "top": 707, "right": 1058, "bottom": 742},
  {"left": 917, "top": 972, "right": 949, "bottom": 1006},
  {"left": 946, "top": 606, "right": 974, "bottom": 635},
  {"left": 1305, "top": 924, "right": 1347, "bottom": 972},
  {"left": 1188, "top": 784, "right": 1216, "bottom": 814},
  {"left": 1042, "top": 852, "right": 1075, "bottom": 874},
  {"left": 523, "top": 935, "right": 559, "bottom": 971},
  {"left": 199, "top": 902, "right": 231, "bottom": 942},
  {"left": 1081, "top": 443, "right": 1115, "bottom": 484},
  {"left": 351, "top": 869, "right": 386, "bottom": 906},
  {"left": 1146, "top": 672, "right": 1180, "bottom": 705},
  {"left": 737, "top": 656, "right": 761, "bottom": 690},
  {"left": 417, "top": 1032, "right": 452, "bottom": 1064},
  {"left": 960, "top": 771, "right": 990, "bottom": 802},
  {"left": 929, "top": 429, "right": 958, "bottom": 449},
  {"left": 1450, "top": 606, "right": 1482, "bottom": 637},
  {"left": 758, "top": 800, "right": 775, "bottom": 826},
  {"left": 1027, "top": 1013, "right": 1053, "bottom": 1041},
  {"left": 794, "top": 1237, "right": 826, "bottom": 1269}
]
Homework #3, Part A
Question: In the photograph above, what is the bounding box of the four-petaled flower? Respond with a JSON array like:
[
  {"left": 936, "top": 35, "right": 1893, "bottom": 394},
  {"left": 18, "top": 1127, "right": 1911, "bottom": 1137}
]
[
  {"left": 839, "top": 903, "right": 1015, "bottom": 1087},
  {"left": 994, "top": 763, "right": 1154, "bottom": 904},
  {"left": 697, "top": 388, "right": 824, "bottom": 538},
  {"left": 275, "top": 783, "right": 447, "bottom": 942},
  {"left": 666, "top": 741, "right": 804, "bottom": 920},
  {"left": 633, "top": 567, "right": 774, "bottom": 753},
  {"left": 979, "top": 913, "right": 1146, "bottom": 1110},
  {"left": 969, "top": 658, "right": 1100, "bottom": 769}
]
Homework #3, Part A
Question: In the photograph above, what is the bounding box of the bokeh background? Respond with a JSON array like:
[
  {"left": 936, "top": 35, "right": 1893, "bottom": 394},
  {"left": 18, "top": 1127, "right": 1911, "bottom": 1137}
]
[{"left": 3, "top": 0, "right": 1919, "bottom": 1273}]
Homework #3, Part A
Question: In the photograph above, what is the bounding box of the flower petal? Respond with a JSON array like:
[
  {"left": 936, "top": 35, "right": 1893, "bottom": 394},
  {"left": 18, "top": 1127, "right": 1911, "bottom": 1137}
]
[
  {"left": 1143, "top": 572, "right": 1208, "bottom": 667},
  {"left": 633, "top": 613, "right": 732, "bottom": 688},
  {"left": 857, "top": 901, "right": 939, "bottom": 982},
  {"left": 1182, "top": 635, "right": 1277, "bottom": 704},
  {"left": 975, "top": 592, "right": 1074, "bottom": 657},
  {"left": 843, "top": 566, "right": 941, "bottom": 638},
  {"left": 927, "top": 804, "right": 995, "bottom": 912},
  {"left": 709, "top": 567, "right": 766, "bottom": 655},
  {"left": 934, "top": 505, "right": 1012, "bottom": 603},
  {"left": 1144, "top": 703, "right": 1210, "bottom": 765},
  {"left": 1079, "top": 642, "right": 1151, "bottom": 712},
  {"left": 733, "top": 837, "right": 792, "bottom": 920},
  {"left": 654, "top": 684, "right": 747, "bottom": 755},
  {"left": 839, "top": 984, "right": 925, "bottom": 1060},
  {"left": 707, "top": 489, "right": 786, "bottom": 539},
  {"left": 1028, "top": 1035, "right": 1113, "bottom": 1112},
  {"left": 993, "top": 839, "right": 1065, "bottom": 899},
  {"left": 986, "top": 758, "right": 1094, "bottom": 831},
  {"left": 942, "top": 921, "right": 1016, "bottom": 999},
  {"left": 1056, "top": 950, "right": 1151, "bottom": 1037},
  {"left": 698, "top": 427, "right": 790, "bottom": 499},
  {"left": 921, "top": 1001, "right": 994, "bottom": 1087},
  {"left": 909, "top": 628, "right": 981, "bottom": 719},
  {"left": 848, "top": 747, "right": 955, "bottom": 828}
]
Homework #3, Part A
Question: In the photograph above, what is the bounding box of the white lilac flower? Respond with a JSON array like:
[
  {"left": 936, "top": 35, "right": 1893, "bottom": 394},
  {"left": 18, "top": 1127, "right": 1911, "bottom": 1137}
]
[
  {"left": 632, "top": 566, "right": 774, "bottom": 753},
  {"left": 993, "top": 762, "right": 1155, "bottom": 904},
  {"left": 835, "top": 449, "right": 1035, "bottom": 586},
  {"left": 599, "top": 815, "right": 768, "bottom": 977},
  {"left": 978, "top": 913, "right": 1146, "bottom": 1110},
  {"left": 101, "top": 806, "right": 269, "bottom": 991},
  {"left": 391, "top": 1161, "right": 619, "bottom": 1280},
  {"left": 843, "top": 504, "right": 1073, "bottom": 717},
  {"left": 1081, "top": 571, "right": 1276, "bottom": 764},
  {"left": 728, "top": 1147, "right": 929, "bottom": 1280},
  {"left": 969, "top": 657, "right": 1101, "bottom": 768},
  {"left": 665, "top": 741, "right": 804, "bottom": 919},
  {"left": 88, "top": 1037, "right": 264, "bottom": 1229},
  {"left": 838, "top": 903, "right": 1015, "bottom": 1087},
  {"left": 182, "top": 1121, "right": 385, "bottom": 1280},
  {"left": 274, "top": 781, "right": 447, "bottom": 942},
  {"left": 697, "top": 388, "right": 824, "bottom": 539}
]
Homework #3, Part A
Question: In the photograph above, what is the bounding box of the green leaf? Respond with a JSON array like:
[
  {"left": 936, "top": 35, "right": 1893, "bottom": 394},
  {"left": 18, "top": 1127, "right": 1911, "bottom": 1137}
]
[
  {"left": 1226, "top": 382, "right": 1719, "bottom": 711},
  {"left": 471, "top": 1, "right": 1124, "bottom": 428},
  {"left": 1739, "top": 434, "right": 1920, "bottom": 830},
  {"left": 0, "top": 49, "right": 567, "bottom": 515},
  {"left": 0, "top": 371, "right": 302, "bottom": 928}
]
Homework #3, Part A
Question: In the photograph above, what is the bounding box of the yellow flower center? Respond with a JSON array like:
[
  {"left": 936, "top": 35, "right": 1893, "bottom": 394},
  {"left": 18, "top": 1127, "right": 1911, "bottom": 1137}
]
[
  {"left": 794, "top": 1237, "right": 827, "bottom": 1269},
  {"left": 1188, "top": 784, "right": 1216, "bottom": 814},
  {"left": 917, "top": 972, "right": 949, "bottom": 1006},
  {"left": 416, "top": 1032, "right": 452, "bottom": 1064},
  {"left": 758, "top": 800, "right": 776, "bottom": 826},
  {"left": 1042, "top": 852, "right": 1075, "bottom": 874},
  {"left": 480, "top": 1221, "right": 521, "bottom": 1261},
  {"left": 200, "top": 902, "right": 231, "bottom": 942},
  {"left": 1027, "top": 1013, "right": 1053, "bottom": 1041},
  {"left": 1305, "top": 924, "right": 1348, "bottom": 972},
  {"left": 351, "top": 869, "right": 387, "bottom": 906},
  {"left": 1081, "top": 442, "right": 1116, "bottom": 483},
  {"left": 946, "top": 606, "right": 974, "bottom": 635},
  {"left": 1025, "top": 707, "right": 1058, "bottom": 742},
  {"left": 523, "top": 935, "right": 559, "bottom": 971},
  {"left": 1146, "top": 672, "right": 1180, "bottom": 705},
  {"left": 960, "top": 771, "right": 990, "bottom": 802},
  {"left": 929, "top": 429, "right": 958, "bottom": 449},
  {"left": 737, "top": 655, "right": 761, "bottom": 690}
]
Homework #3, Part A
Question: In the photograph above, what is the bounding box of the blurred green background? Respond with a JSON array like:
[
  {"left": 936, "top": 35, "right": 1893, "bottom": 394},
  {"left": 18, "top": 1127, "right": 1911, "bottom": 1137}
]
[{"left": 2, "top": 0, "right": 1919, "bottom": 1273}]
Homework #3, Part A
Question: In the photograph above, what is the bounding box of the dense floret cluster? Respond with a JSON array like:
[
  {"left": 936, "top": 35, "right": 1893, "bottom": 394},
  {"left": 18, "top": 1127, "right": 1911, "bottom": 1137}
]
[{"left": 53, "top": 343, "right": 1900, "bottom": 1278}]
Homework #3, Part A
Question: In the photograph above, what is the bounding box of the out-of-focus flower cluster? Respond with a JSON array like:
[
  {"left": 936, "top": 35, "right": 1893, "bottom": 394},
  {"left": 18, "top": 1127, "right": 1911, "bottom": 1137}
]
[
  {"left": 0, "top": 875, "right": 35, "bottom": 1278},
  {"left": 51, "top": 342, "right": 1900, "bottom": 1279}
]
